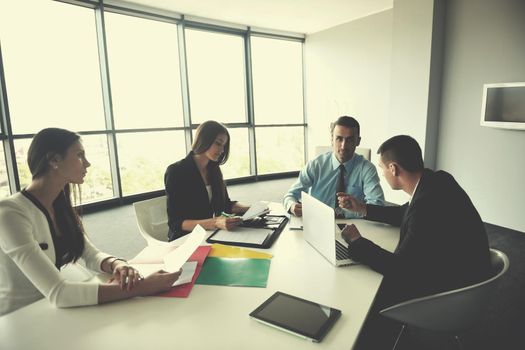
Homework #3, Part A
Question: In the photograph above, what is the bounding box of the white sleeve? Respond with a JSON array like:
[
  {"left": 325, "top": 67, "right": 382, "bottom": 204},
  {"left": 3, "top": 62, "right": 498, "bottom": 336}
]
[
  {"left": 283, "top": 161, "right": 315, "bottom": 212},
  {"left": 0, "top": 203, "right": 100, "bottom": 308},
  {"left": 80, "top": 235, "right": 112, "bottom": 273}
]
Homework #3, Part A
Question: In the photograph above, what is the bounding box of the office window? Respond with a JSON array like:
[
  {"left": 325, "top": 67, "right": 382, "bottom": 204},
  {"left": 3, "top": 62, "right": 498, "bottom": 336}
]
[
  {"left": 13, "top": 139, "right": 32, "bottom": 191},
  {"left": 104, "top": 13, "right": 184, "bottom": 129},
  {"left": 117, "top": 131, "right": 186, "bottom": 195},
  {"left": 185, "top": 29, "right": 247, "bottom": 124},
  {"left": 189, "top": 127, "right": 251, "bottom": 180},
  {"left": 80, "top": 135, "right": 114, "bottom": 203},
  {"left": 255, "top": 126, "right": 304, "bottom": 174},
  {"left": 0, "top": 144, "right": 9, "bottom": 199},
  {"left": 251, "top": 37, "right": 304, "bottom": 124},
  {"left": 221, "top": 127, "right": 250, "bottom": 179},
  {"left": 0, "top": 1, "right": 307, "bottom": 206},
  {"left": 14, "top": 135, "right": 113, "bottom": 203},
  {"left": 0, "top": 1, "right": 105, "bottom": 134}
]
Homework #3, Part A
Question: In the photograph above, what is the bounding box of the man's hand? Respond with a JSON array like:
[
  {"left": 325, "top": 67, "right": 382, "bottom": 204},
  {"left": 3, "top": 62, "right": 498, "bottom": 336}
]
[
  {"left": 341, "top": 224, "right": 362, "bottom": 243},
  {"left": 337, "top": 192, "right": 367, "bottom": 216},
  {"left": 291, "top": 202, "right": 303, "bottom": 217}
]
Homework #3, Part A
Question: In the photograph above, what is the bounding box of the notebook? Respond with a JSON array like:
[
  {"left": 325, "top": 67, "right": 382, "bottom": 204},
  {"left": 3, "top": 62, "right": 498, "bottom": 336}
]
[{"left": 301, "top": 192, "right": 354, "bottom": 267}]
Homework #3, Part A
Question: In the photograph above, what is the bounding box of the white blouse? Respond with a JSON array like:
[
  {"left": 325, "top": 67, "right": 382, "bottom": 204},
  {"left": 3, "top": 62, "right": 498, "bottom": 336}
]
[
  {"left": 0, "top": 192, "right": 111, "bottom": 316},
  {"left": 205, "top": 185, "right": 212, "bottom": 203}
]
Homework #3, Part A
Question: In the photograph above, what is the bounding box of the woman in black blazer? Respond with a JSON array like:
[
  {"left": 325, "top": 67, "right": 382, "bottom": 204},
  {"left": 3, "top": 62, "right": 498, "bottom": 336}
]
[{"left": 164, "top": 120, "right": 249, "bottom": 241}]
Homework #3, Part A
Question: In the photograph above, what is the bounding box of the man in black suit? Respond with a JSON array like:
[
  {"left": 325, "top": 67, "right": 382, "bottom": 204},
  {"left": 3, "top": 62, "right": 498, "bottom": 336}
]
[{"left": 337, "top": 135, "right": 491, "bottom": 349}]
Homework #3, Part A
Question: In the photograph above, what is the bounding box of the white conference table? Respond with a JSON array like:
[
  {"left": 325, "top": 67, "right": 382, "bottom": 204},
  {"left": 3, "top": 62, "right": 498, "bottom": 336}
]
[{"left": 0, "top": 210, "right": 399, "bottom": 350}]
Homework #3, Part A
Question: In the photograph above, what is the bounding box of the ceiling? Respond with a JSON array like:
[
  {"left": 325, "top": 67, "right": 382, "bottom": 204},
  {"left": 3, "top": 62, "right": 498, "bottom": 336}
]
[{"left": 108, "top": 0, "right": 393, "bottom": 35}]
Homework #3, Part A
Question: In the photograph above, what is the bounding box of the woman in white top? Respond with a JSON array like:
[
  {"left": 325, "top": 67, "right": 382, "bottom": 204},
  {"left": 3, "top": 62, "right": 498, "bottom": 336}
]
[{"left": 0, "top": 128, "right": 181, "bottom": 316}]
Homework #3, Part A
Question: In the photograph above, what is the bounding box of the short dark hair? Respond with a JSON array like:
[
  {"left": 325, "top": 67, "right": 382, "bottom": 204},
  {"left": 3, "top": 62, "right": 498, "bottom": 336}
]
[
  {"left": 330, "top": 116, "right": 360, "bottom": 136},
  {"left": 377, "top": 135, "right": 424, "bottom": 172}
]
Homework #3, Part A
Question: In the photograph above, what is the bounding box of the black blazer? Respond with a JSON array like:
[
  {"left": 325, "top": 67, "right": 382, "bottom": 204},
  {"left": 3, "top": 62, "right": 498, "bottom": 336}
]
[
  {"left": 348, "top": 169, "right": 491, "bottom": 307},
  {"left": 164, "top": 152, "right": 235, "bottom": 241}
]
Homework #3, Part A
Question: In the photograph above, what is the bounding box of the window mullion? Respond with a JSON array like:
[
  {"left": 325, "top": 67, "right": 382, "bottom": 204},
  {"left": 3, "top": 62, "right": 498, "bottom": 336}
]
[
  {"left": 245, "top": 29, "right": 257, "bottom": 177},
  {"left": 95, "top": 4, "right": 122, "bottom": 199},
  {"left": 178, "top": 17, "right": 193, "bottom": 152}
]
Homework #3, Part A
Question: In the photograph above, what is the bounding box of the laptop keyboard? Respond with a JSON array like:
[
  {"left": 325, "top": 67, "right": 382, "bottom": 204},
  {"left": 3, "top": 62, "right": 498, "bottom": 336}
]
[{"left": 335, "top": 240, "right": 349, "bottom": 261}]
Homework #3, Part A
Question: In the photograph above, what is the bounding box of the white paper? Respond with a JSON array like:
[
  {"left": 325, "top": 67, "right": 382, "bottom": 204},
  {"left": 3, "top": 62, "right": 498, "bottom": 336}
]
[
  {"left": 163, "top": 225, "right": 206, "bottom": 272},
  {"left": 173, "top": 261, "right": 197, "bottom": 286},
  {"left": 288, "top": 215, "right": 303, "bottom": 230},
  {"left": 130, "top": 261, "right": 197, "bottom": 286},
  {"left": 130, "top": 263, "right": 164, "bottom": 278},
  {"left": 129, "top": 244, "right": 178, "bottom": 264},
  {"left": 242, "top": 201, "right": 270, "bottom": 221},
  {"left": 212, "top": 226, "right": 271, "bottom": 245}
]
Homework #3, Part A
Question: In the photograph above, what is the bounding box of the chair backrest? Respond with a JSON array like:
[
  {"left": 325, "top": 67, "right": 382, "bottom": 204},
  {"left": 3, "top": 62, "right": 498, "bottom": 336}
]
[
  {"left": 133, "top": 196, "right": 169, "bottom": 245},
  {"left": 379, "top": 248, "right": 509, "bottom": 333},
  {"left": 314, "top": 145, "right": 371, "bottom": 161}
]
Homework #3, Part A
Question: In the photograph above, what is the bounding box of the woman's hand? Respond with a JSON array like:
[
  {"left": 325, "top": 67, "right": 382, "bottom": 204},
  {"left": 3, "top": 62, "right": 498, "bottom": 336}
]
[
  {"left": 139, "top": 269, "right": 182, "bottom": 295},
  {"left": 99, "top": 269, "right": 182, "bottom": 303},
  {"left": 215, "top": 216, "right": 242, "bottom": 230},
  {"left": 108, "top": 263, "right": 143, "bottom": 291}
]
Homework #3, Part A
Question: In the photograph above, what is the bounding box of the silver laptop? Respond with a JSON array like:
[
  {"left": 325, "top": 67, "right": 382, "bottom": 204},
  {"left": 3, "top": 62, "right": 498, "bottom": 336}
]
[{"left": 302, "top": 192, "right": 354, "bottom": 267}]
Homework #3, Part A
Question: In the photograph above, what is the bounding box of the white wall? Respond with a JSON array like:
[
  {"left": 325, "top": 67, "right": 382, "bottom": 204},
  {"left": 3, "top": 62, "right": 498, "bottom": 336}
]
[
  {"left": 304, "top": 0, "right": 444, "bottom": 205},
  {"left": 386, "top": 0, "right": 445, "bottom": 203},
  {"left": 304, "top": 10, "right": 395, "bottom": 200},
  {"left": 437, "top": 0, "right": 525, "bottom": 233},
  {"left": 389, "top": 0, "right": 445, "bottom": 169},
  {"left": 304, "top": 0, "right": 525, "bottom": 233}
]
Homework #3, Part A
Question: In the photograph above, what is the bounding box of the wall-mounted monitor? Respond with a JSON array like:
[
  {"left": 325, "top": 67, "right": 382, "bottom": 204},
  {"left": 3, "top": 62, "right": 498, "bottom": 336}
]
[{"left": 481, "top": 82, "right": 525, "bottom": 130}]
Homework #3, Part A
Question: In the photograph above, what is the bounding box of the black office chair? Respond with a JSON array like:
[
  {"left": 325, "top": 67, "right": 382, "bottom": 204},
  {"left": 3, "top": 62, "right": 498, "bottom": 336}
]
[{"left": 379, "top": 248, "right": 509, "bottom": 350}]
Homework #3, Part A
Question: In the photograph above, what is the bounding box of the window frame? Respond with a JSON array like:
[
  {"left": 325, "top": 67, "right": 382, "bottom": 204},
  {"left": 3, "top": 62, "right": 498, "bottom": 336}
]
[{"left": 0, "top": 0, "right": 307, "bottom": 210}]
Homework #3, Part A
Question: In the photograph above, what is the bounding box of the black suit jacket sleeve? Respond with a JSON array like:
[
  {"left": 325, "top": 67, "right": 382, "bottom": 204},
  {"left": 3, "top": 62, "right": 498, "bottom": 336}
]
[
  {"left": 165, "top": 154, "right": 214, "bottom": 238},
  {"left": 347, "top": 169, "right": 491, "bottom": 304},
  {"left": 348, "top": 200, "right": 435, "bottom": 277},
  {"left": 365, "top": 203, "right": 407, "bottom": 227},
  {"left": 164, "top": 153, "right": 236, "bottom": 239}
]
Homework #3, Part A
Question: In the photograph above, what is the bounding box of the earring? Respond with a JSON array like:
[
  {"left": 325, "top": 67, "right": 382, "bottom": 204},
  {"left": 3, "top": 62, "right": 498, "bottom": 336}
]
[{"left": 53, "top": 165, "right": 58, "bottom": 170}]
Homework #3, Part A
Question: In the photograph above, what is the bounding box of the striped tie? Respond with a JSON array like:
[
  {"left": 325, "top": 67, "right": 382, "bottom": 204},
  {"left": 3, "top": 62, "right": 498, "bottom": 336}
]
[{"left": 335, "top": 164, "right": 345, "bottom": 218}]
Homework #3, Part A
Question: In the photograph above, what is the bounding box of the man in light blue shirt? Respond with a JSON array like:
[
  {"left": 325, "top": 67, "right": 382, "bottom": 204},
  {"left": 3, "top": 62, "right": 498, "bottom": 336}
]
[{"left": 284, "top": 116, "right": 384, "bottom": 218}]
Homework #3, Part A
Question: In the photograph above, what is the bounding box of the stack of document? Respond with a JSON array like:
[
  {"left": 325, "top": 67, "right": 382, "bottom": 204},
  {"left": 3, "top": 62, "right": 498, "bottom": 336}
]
[
  {"left": 242, "top": 201, "right": 270, "bottom": 221},
  {"left": 129, "top": 225, "right": 209, "bottom": 295},
  {"left": 211, "top": 202, "right": 272, "bottom": 246}
]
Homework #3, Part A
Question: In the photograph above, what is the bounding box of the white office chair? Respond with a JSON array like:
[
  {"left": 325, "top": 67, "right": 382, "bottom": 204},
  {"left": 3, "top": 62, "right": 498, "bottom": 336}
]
[
  {"left": 133, "top": 196, "right": 170, "bottom": 246},
  {"left": 379, "top": 248, "right": 509, "bottom": 350},
  {"left": 314, "top": 145, "right": 371, "bottom": 161}
]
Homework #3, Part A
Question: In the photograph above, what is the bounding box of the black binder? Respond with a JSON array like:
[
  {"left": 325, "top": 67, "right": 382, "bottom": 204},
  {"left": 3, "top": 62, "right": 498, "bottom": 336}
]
[{"left": 206, "top": 215, "right": 288, "bottom": 249}]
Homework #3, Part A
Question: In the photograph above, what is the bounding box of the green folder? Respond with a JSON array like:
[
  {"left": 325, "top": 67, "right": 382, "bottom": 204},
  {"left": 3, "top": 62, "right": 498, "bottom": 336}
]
[{"left": 195, "top": 257, "right": 271, "bottom": 288}]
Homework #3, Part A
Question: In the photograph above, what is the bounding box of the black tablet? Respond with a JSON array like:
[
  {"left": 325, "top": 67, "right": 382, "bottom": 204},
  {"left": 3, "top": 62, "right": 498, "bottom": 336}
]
[{"left": 249, "top": 291, "right": 342, "bottom": 342}]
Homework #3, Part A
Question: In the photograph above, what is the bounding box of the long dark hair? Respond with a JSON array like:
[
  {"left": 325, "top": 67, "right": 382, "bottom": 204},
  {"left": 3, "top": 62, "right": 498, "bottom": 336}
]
[
  {"left": 192, "top": 121, "right": 230, "bottom": 214},
  {"left": 27, "top": 128, "right": 85, "bottom": 264}
]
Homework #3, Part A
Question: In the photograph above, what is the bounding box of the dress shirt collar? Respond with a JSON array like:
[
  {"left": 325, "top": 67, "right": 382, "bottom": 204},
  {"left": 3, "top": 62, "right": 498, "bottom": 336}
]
[
  {"left": 408, "top": 178, "right": 421, "bottom": 205},
  {"left": 331, "top": 152, "right": 356, "bottom": 173}
]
